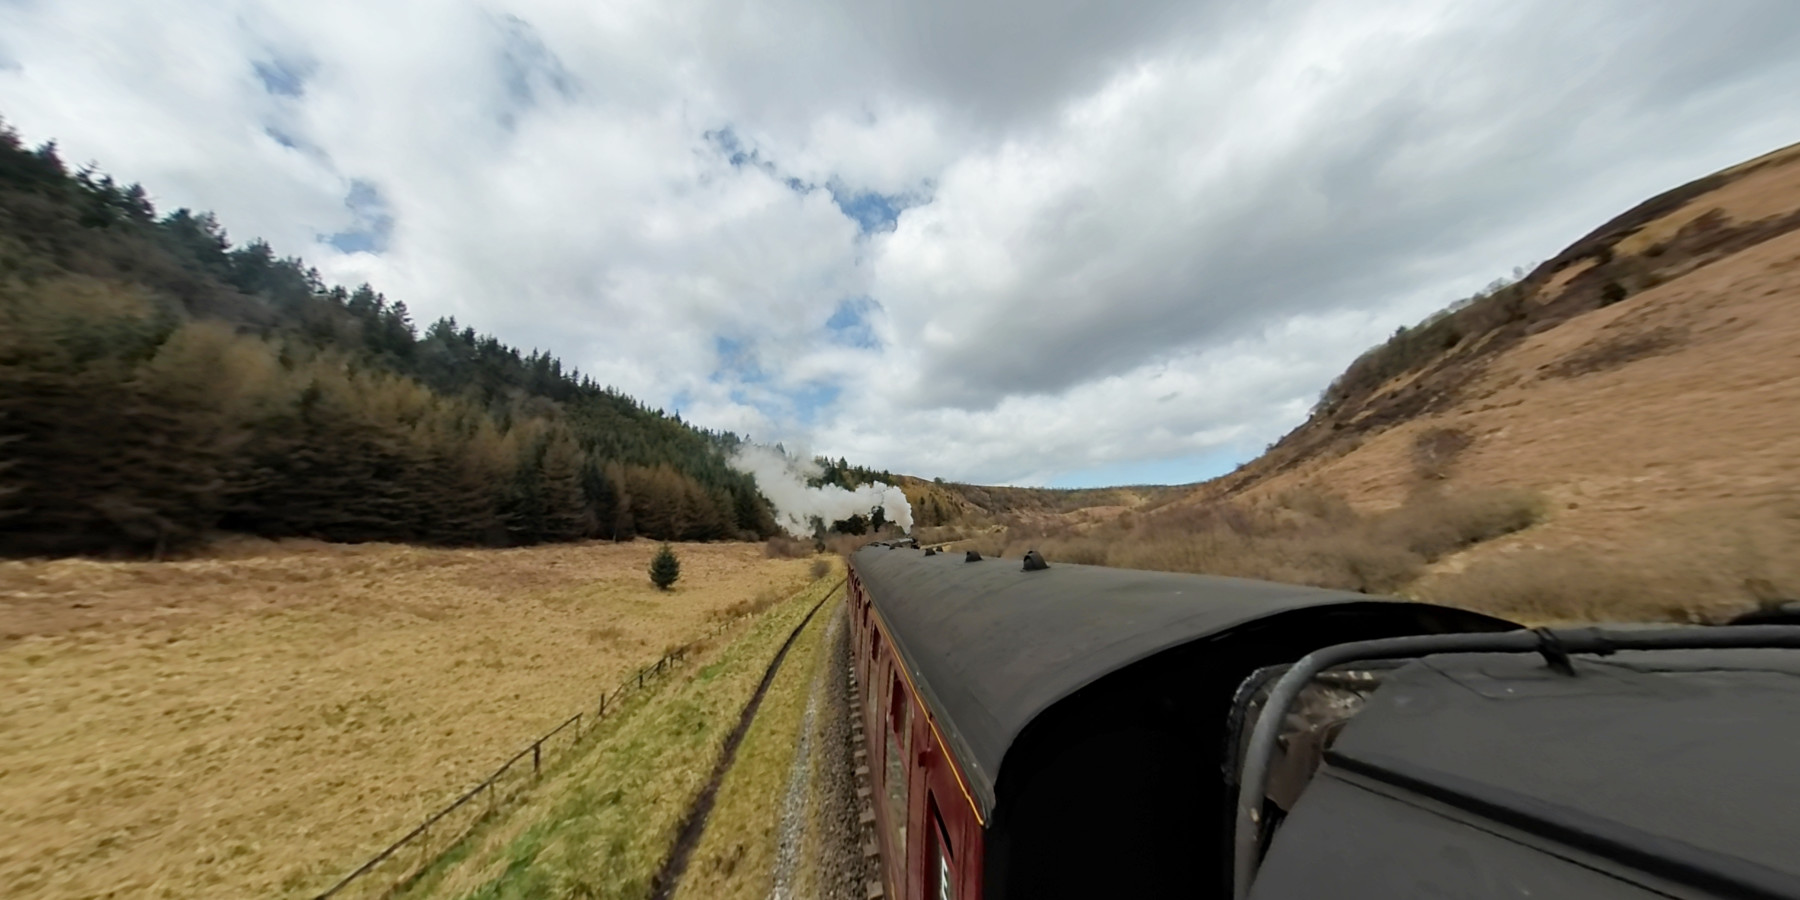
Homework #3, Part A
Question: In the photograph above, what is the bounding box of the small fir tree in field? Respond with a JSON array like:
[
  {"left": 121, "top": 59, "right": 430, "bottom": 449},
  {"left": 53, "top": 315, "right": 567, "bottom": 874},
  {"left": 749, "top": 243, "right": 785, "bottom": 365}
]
[{"left": 649, "top": 543, "right": 681, "bottom": 590}]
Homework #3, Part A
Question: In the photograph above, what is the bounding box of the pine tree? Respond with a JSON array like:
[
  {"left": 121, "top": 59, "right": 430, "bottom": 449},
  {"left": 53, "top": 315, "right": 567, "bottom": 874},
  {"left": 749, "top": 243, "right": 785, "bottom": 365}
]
[
  {"left": 0, "top": 123, "right": 794, "bottom": 556},
  {"left": 603, "top": 461, "right": 634, "bottom": 540},
  {"left": 649, "top": 543, "right": 680, "bottom": 590},
  {"left": 538, "top": 428, "right": 588, "bottom": 541}
]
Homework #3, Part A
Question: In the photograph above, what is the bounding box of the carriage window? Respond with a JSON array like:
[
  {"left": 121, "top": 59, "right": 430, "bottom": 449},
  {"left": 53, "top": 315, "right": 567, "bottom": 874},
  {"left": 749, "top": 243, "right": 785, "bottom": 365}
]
[
  {"left": 885, "top": 673, "right": 910, "bottom": 857},
  {"left": 929, "top": 798, "right": 955, "bottom": 900}
]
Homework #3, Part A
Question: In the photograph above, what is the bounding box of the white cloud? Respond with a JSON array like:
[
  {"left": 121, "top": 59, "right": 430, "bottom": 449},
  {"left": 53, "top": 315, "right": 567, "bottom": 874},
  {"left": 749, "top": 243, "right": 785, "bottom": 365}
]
[{"left": 4, "top": 0, "right": 1798, "bottom": 485}]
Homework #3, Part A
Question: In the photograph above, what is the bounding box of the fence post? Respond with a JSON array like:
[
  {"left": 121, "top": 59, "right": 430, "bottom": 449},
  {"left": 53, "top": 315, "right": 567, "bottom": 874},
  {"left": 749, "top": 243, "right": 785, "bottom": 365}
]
[{"left": 309, "top": 596, "right": 830, "bottom": 900}]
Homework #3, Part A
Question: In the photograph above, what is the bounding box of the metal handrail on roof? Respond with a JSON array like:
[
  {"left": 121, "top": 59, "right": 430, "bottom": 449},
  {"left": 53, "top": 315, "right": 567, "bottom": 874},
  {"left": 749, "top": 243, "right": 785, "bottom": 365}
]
[{"left": 1232, "top": 624, "right": 1800, "bottom": 900}]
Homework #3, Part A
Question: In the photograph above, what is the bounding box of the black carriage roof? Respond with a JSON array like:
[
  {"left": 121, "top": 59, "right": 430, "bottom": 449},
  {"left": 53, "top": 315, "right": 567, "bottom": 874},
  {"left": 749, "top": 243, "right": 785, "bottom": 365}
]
[
  {"left": 850, "top": 545, "right": 1501, "bottom": 817},
  {"left": 1251, "top": 647, "right": 1800, "bottom": 899}
]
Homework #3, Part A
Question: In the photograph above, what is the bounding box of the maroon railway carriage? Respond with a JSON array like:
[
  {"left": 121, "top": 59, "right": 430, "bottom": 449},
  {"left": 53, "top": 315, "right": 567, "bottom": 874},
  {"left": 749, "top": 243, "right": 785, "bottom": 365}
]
[{"left": 845, "top": 543, "right": 1513, "bottom": 900}]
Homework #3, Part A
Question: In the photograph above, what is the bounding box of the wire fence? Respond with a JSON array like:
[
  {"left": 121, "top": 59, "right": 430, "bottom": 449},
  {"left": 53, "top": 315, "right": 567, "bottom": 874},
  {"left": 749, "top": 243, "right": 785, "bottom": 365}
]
[{"left": 313, "top": 605, "right": 758, "bottom": 900}]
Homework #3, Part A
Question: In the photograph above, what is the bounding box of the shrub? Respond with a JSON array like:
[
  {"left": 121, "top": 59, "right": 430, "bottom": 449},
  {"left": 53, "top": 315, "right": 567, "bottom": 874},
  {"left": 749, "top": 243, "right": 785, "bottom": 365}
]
[
  {"left": 1411, "top": 427, "right": 1473, "bottom": 481},
  {"left": 822, "top": 532, "right": 880, "bottom": 557},
  {"left": 1542, "top": 326, "right": 1686, "bottom": 379},
  {"left": 763, "top": 535, "right": 811, "bottom": 559},
  {"left": 1415, "top": 548, "right": 1695, "bottom": 624},
  {"left": 956, "top": 485, "right": 1547, "bottom": 598},
  {"left": 1273, "top": 487, "right": 1357, "bottom": 527},
  {"left": 713, "top": 588, "right": 783, "bottom": 621},
  {"left": 810, "top": 558, "right": 831, "bottom": 580},
  {"left": 648, "top": 543, "right": 680, "bottom": 590},
  {"left": 1414, "top": 501, "right": 1800, "bottom": 625},
  {"left": 1375, "top": 488, "right": 1542, "bottom": 562}
]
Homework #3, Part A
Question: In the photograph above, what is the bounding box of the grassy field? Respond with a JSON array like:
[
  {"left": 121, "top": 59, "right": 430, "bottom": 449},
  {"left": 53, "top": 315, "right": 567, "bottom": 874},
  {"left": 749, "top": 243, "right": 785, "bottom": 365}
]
[
  {"left": 401, "top": 574, "right": 842, "bottom": 899},
  {"left": 0, "top": 539, "right": 818, "bottom": 900}
]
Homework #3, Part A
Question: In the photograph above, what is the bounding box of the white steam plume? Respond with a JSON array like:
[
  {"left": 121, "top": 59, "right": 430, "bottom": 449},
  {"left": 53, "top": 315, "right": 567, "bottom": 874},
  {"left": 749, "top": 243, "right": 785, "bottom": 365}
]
[{"left": 730, "top": 444, "right": 914, "bottom": 537}]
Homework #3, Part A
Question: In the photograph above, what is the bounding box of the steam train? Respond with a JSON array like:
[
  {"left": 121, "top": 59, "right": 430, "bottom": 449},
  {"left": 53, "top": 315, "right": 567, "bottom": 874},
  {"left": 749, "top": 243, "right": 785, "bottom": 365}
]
[{"left": 846, "top": 542, "right": 1800, "bottom": 900}]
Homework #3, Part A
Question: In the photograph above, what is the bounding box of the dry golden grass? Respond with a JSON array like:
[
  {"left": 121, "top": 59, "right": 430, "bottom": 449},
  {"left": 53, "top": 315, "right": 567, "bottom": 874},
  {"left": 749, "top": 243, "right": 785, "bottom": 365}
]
[
  {"left": 1540, "top": 257, "right": 1597, "bottom": 298},
  {"left": 974, "top": 487, "right": 1543, "bottom": 596},
  {"left": 1413, "top": 500, "right": 1800, "bottom": 625},
  {"left": 1200, "top": 218, "right": 1800, "bottom": 621},
  {"left": 0, "top": 539, "right": 816, "bottom": 900},
  {"left": 1711, "top": 138, "right": 1800, "bottom": 181},
  {"left": 1616, "top": 144, "right": 1800, "bottom": 256},
  {"left": 762, "top": 535, "right": 815, "bottom": 559},
  {"left": 401, "top": 574, "right": 842, "bottom": 900}
]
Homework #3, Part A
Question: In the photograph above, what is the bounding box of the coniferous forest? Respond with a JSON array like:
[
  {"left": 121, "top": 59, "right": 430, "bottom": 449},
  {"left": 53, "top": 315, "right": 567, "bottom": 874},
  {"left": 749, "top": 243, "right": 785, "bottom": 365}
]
[{"left": 0, "top": 119, "right": 780, "bottom": 556}]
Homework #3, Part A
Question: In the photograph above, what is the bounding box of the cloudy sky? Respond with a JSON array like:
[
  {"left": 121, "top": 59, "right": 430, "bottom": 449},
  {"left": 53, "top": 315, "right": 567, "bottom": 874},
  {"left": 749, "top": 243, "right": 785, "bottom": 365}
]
[{"left": 5, "top": 0, "right": 1799, "bottom": 486}]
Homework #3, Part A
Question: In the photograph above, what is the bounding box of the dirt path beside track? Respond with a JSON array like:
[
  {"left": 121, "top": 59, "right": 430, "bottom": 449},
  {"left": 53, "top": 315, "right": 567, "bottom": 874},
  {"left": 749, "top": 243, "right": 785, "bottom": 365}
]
[
  {"left": 649, "top": 583, "right": 837, "bottom": 899},
  {"left": 803, "top": 603, "right": 881, "bottom": 900},
  {"left": 661, "top": 595, "right": 877, "bottom": 900}
]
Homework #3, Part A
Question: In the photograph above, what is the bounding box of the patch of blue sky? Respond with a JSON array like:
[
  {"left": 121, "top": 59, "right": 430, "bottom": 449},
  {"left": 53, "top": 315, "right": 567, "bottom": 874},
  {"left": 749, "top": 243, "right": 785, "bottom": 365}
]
[
  {"left": 711, "top": 335, "right": 768, "bottom": 384},
  {"left": 262, "top": 124, "right": 333, "bottom": 166},
  {"left": 704, "top": 127, "right": 753, "bottom": 168},
  {"left": 717, "top": 360, "right": 838, "bottom": 425},
  {"left": 787, "top": 382, "right": 842, "bottom": 423},
  {"left": 825, "top": 296, "right": 881, "bottom": 349},
  {"left": 699, "top": 126, "right": 924, "bottom": 235},
  {"left": 496, "top": 13, "right": 577, "bottom": 110},
  {"left": 698, "top": 125, "right": 926, "bottom": 237},
  {"left": 1043, "top": 449, "right": 1242, "bottom": 489},
  {"left": 830, "top": 187, "right": 911, "bottom": 234},
  {"left": 252, "top": 58, "right": 312, "bottom": 98},
  {"left": 263, "top": 126, "right": 300, "bottom": 149},
  {"left": 703, "top": 126, "right": 803, "bottom": 187},
  {"left": 700, "top": 127, "right": 836, "bottom": 204},
  {"left": 323, "top": 179, "right": 394, "bottom": 254}
]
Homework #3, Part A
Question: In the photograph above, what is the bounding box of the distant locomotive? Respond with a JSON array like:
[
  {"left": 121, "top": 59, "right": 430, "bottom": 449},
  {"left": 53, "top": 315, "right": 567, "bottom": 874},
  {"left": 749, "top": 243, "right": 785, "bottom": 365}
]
[{"left": 847, "top": 543, "right": 1800, "bottom": 900}]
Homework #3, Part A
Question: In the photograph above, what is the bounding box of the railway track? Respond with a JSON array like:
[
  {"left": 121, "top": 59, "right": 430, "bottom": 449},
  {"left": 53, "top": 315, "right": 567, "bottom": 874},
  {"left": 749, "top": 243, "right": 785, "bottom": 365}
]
[
  {"left": 649, "top": 582, "right": 838, "bottom": 900},
  {"left": 645, "top": 582, "right": 881, "bottom": 900}
]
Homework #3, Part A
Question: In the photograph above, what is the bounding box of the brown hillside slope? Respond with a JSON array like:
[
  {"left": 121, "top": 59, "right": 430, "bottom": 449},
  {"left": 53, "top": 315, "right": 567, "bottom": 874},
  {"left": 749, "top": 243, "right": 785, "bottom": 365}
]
[
  {"left": 898, "top": 476, "right": 1183, "bottom": 531},
  {"left": 1193, "top": 140, "right": 1800, "bottom": 620}
]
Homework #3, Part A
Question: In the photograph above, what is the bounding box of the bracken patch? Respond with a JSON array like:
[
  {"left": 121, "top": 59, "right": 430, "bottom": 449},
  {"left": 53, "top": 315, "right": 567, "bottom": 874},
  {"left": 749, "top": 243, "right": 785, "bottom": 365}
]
[{"left": 1540, "top": 325, "right": 1688, "bottom": 379}]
